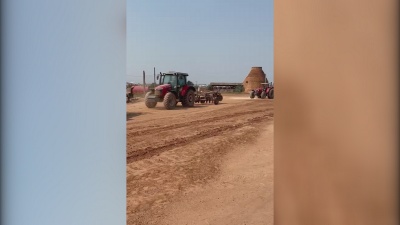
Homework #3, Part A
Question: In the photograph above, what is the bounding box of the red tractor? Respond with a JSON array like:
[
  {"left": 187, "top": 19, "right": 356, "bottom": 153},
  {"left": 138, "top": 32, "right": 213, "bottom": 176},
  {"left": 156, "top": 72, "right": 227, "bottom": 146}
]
[
  {"left": 144, "top": 72, "right": 196, "bottom": 110},
  {"left": 250, "top": 82, "right": 274, "bottom": 99}
]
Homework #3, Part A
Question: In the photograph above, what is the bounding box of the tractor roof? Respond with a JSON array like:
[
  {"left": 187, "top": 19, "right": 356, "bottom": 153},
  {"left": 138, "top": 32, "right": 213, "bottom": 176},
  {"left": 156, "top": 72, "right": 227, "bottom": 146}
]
[{"left": 164, "top": 72, "right": 188, "bottom": 76}]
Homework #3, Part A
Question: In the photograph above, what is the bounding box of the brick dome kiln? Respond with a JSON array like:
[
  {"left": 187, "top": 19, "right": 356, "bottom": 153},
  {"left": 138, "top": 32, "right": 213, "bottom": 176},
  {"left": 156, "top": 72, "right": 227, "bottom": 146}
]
[{"left": 243, "top": 67, "right": 267, "bottom": 93}]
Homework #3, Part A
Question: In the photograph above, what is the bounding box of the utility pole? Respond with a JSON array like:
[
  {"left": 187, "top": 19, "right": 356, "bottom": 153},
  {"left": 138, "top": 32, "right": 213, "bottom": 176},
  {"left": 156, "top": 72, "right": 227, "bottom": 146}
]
[
  {"left": 143, "top": 70, "right": 146, "bottom": 94},
  {"left": 153, "top": 67, "right": 156, "bottom": 85}
]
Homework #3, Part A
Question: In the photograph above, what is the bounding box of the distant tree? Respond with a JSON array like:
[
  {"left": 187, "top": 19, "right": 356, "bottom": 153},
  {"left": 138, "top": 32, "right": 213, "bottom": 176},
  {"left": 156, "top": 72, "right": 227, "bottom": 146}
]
[
  {"left": 187, "top": 80, "right": 194, "bottom": 86},
  {"left": 206, "top": 85, "right": 213, "bottom": 91}
]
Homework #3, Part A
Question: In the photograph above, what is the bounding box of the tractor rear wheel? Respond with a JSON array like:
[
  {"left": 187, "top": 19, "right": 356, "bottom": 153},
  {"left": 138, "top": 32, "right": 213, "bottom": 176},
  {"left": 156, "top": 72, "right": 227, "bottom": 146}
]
[
  {"left": 163, "top": 92, "right": 176, "bottom": 110},
  {"left": 268, "top": 89, "right": 274, "bottom": 99},
  {"left": 145, "top": 92, "right": 157, "bottom": 108},
  {"left": 250, "top": 91, "right": 255, "bottom": 99},
  {"left": 183, "top": 90, "right": 195, "bottom": 107},
  {"left": 261, "top": 91, "right": 267, "bottom": 99},
  {"left": 217, "top": 95, "right": 223, "bottom": 101}
]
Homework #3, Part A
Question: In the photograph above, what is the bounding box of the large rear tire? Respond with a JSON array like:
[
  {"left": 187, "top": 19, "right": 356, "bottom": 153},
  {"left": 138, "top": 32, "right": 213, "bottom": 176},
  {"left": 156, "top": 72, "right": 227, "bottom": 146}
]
[
  {"left": 268, "top": 89, "right": 274, "bottom": 99},
  {"left": 183, "top": 89, "right": 195, "bottom": 107},
  {"left": 250, "top": 91, "right": 255, "bottom": 99},
  {"left": 261, "top": 91, "right": 267, "bottom": 99},
  {"left": 163, "top": 92, "right": 176, "bottom": 110},
  {"left": 145, "top": 92, "right": 157, "bottom": 108}
]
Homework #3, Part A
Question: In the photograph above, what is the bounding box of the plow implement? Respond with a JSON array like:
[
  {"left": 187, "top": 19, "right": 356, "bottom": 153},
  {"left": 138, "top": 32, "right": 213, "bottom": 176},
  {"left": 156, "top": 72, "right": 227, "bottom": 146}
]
[{"left": 194, "top": 91, "right": 222, "bottom": 105}]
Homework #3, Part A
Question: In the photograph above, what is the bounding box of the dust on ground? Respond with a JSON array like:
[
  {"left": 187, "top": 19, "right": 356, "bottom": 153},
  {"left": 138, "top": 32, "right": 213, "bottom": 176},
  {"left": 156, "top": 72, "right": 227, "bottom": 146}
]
[{"left": 126, "top": 93, "right": 273, "bottom": 225}]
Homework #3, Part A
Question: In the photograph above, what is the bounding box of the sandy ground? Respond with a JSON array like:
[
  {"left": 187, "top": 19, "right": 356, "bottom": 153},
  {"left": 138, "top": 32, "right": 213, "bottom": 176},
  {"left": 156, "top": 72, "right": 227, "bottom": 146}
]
[{"left": 126, "top": 93, "right": 274, "bottom": 225}]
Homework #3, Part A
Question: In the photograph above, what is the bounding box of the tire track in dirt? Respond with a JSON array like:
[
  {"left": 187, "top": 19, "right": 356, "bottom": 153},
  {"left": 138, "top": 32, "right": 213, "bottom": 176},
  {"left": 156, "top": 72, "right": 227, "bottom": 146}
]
[
  {"left": 126, "top": 120, "right": 273, "bottom": 224},
  {"left": 126, "top": 113, "right": 272, "bottom": 163},
  {"left": 125, "top": 100, "right": 264, "bottom": 129},
  {"left": 126, "top": 108, "right": 271, "bottom": 137},
  {"left": 126, "top": 96, "right": 273, "bottom": 225},
  {"left": 126, "top": 107, "right": 273, "bottom": 162}
]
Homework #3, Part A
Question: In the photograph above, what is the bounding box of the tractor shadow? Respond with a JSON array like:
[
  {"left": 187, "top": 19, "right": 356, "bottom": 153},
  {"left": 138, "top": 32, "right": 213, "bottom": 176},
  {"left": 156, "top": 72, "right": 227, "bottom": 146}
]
[
  {"left": 152, "top": 104, "right": 210, "bottom": 111},
  {"left": 126, "top": 112, "right": 146, "bottom": 121},
  {"left": 126, "top": 98, "right": 140, "bottom": 104},
  {"left": 194, "top": 102, "right": 227, "bottom": 106}
]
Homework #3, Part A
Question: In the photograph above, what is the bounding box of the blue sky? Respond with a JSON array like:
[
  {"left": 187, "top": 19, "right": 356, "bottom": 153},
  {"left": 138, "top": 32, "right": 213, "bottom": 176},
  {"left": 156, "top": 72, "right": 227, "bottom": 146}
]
[{"left": 127, "top": 0, "right": 273, "bottom": 84}]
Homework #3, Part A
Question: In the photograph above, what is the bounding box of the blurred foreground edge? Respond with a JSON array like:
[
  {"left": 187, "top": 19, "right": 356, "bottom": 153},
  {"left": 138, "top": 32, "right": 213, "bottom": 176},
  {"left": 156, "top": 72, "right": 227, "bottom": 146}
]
[{"left": 274, "top": 1, "right": 398, "bottom": 225}]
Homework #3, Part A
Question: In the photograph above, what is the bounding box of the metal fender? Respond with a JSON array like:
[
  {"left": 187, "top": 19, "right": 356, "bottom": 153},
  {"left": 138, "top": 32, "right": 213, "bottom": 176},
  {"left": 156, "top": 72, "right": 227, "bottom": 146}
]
[{"left": 180, "top": 85, "right": 195, "bottom": 96}]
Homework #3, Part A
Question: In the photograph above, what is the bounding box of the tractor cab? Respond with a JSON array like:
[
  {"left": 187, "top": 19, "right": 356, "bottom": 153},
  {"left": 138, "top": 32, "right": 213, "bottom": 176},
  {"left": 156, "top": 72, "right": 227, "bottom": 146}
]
[
  {"left": 260, "top": 82, "right": 269, "bottom": 89},
  {"left": 157, "top": 72, "right": 188, "bottom": 93}
]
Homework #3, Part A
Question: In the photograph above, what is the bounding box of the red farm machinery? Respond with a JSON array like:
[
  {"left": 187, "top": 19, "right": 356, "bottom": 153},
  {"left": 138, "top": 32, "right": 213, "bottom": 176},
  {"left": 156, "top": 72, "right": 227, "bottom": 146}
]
[
  {"left": 250, "top": 82, "right": 274, "bottom": 99},
  {"left": 144, "top": 72, "right": 197, "bottom": 110}
]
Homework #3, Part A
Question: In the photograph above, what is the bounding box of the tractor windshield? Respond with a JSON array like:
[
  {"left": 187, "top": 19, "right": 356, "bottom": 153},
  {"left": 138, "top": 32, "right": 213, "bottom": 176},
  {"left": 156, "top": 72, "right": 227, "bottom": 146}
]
[{"left": 160, "top": 74, "right": 177, "bottom": 85}]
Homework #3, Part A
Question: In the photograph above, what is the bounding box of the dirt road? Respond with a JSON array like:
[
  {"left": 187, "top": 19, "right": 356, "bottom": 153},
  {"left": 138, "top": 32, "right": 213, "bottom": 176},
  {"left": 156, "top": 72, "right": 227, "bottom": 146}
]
[{"left": 126, "top": 93, "right": 273, "bottom": 225}]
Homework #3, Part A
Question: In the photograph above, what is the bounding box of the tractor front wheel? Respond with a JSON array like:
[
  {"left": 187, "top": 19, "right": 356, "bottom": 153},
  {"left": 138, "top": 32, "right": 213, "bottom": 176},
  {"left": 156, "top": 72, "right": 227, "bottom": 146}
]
[
  {"left": 163, "top": 92, "right": 177, "bottom": 110},
  {"left": 145, "top": 92, "right": 157, "bottom": 108},
  {"left": 183, "top": 90, "right": 195, "bottom": 107},
  {"left": 268, "top": 89, "right": 274, "bottom": 99}
]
